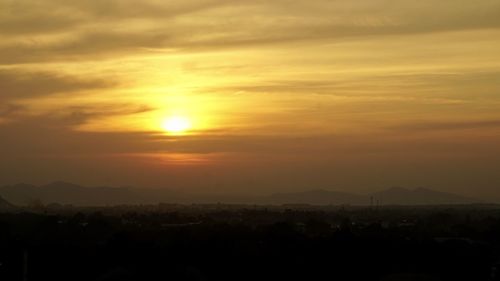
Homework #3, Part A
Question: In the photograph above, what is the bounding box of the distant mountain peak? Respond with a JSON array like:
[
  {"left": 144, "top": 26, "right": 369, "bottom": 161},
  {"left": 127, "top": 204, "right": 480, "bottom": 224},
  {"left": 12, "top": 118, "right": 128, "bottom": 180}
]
[
  {"left": 385, "top": 186, "right": 409, "bottom": 192},
  {"left": 0, "top": 195, "right": 15, "bottom": 210},
  {"left": 372, "top": 187, "right": 478, "bottom": 205},
  {"left": 44, "top": 181, "right": 82, "bottom": 188}
]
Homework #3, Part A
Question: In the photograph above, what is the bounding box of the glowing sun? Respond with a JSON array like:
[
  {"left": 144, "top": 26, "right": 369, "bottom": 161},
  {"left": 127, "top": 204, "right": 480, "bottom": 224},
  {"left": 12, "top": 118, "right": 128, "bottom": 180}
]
[{"left": 162, "top": 116, "right": 191, "bottom": 134}]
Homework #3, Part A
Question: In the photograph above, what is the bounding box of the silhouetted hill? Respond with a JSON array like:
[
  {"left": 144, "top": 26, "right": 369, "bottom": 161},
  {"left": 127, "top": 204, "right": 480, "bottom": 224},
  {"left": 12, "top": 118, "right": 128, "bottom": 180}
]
[
  {"left": 371, "top": 187, "right": 478, "bottom": 205},
  {"left": 0, "top": 182, "right": 483, "bottom": 206},
  {"left": 0, "top": 182, "right": 182, "bottom": 206},
  {"left": 0, "top": 195, "right": 14, "bottom": 211}
]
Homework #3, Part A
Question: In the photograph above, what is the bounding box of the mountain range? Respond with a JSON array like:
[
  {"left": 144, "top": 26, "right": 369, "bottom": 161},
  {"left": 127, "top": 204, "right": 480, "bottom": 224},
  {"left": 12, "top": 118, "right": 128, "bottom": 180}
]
[
  {"left": 0, "top": 195, "right": 15, "bottom": 211},
  {"left": 0, "top": 182, "right": 181, "bottom": 206},
  {"left": 0, "top": 182, "right": 482, "bottom": 206}
]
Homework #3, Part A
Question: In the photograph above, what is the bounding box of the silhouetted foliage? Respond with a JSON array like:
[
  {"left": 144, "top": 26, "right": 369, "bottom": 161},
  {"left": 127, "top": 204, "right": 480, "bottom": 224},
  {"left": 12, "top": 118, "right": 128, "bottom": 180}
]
[{"left": 1, "top": 205, "right": 500, "bottom": 280}]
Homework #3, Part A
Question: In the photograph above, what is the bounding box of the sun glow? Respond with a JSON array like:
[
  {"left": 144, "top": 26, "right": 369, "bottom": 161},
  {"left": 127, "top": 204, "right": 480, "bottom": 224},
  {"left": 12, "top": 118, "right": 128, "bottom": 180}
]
[{"left": 162, "top": 116, "right": 192, "bottom": 134}]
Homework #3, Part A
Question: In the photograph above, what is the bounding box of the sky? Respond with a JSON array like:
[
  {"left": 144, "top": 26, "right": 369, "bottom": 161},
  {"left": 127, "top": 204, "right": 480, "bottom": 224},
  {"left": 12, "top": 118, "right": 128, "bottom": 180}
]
[{"left": 1, "top": 0, "right": 500, "bottom": 199}]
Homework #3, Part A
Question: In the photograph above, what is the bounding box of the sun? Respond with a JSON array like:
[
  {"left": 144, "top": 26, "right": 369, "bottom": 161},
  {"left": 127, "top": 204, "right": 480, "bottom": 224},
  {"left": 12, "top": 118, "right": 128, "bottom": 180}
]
[{"left": 162, "top": 116, "right": 191, "bottom": 134}]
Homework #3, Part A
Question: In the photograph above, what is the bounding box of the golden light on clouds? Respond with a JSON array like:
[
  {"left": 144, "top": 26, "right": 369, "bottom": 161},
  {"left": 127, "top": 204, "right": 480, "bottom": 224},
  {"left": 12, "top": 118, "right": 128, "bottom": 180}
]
[{"left": 1, "top": 0, "right": 500, "bottom": 196}]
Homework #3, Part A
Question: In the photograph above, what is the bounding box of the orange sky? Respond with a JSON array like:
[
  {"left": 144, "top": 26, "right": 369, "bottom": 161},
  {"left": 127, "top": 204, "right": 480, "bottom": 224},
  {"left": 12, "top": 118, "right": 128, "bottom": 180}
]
[{"left": 1, "top": 0, "right": 500, "bottom": 198}]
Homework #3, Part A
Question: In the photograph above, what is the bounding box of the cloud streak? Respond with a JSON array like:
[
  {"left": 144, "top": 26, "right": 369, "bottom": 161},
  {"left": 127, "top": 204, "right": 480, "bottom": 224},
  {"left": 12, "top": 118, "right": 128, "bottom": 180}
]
[
  {"left": 1, "top": 0, "right": 500, "bottom": 64},
  {"left": 0, "top": 69, "right": 116, "bottom": 100},
  {"left": 392, "top": 119, "right": 500, "bottom": 132}
]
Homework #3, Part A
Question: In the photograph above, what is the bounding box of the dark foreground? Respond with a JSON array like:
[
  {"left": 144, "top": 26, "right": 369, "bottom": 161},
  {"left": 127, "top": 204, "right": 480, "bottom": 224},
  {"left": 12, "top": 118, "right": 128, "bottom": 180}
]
[{"left": 1, "top": 204, "right": 500, "bottom": 281}]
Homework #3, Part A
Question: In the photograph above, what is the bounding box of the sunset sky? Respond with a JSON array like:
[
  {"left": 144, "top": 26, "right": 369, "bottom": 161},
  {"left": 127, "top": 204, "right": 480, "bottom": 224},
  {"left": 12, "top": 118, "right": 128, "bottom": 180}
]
[{"left": 1, "top": 0, "right": 500, "bottom": 198}]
